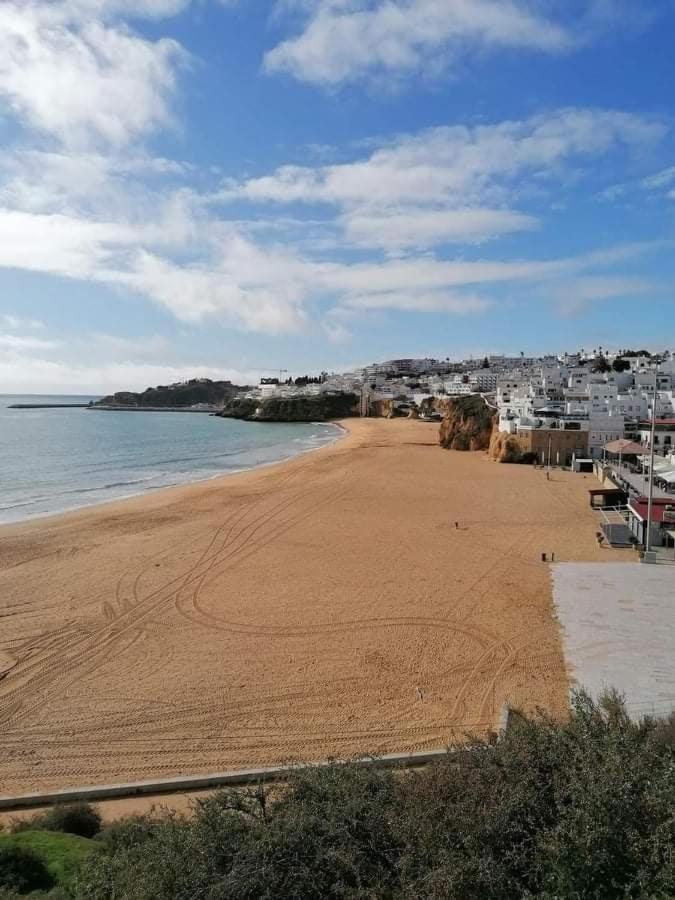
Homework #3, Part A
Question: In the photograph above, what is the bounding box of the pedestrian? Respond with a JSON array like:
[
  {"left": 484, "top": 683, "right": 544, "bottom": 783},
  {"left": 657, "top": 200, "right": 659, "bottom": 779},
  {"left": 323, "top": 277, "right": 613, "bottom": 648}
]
[
  {"left": 551, "top": 551, "right": 555, "bottom": 562},
  {"left": 455, "top": 521, "right": 459, "bottom": 529}
]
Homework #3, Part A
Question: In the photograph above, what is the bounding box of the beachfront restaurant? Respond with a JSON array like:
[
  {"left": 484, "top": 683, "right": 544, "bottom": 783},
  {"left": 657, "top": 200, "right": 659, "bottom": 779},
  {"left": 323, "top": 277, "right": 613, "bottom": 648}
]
[{"left": 627, "top": 497, "right": 675, "bottom": 549}]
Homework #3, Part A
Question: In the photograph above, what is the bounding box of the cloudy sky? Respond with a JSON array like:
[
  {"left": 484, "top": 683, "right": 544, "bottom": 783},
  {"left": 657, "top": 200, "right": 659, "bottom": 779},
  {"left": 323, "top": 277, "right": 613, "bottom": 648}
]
[{"left": 0, "top": 0, "right": 674, "bottom": 393}]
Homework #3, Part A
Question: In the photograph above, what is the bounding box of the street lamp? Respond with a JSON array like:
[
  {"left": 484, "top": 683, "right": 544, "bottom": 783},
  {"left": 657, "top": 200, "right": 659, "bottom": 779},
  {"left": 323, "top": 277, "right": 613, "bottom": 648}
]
[{"left": 646, "top": 362, "right": 658, "bottom": 553}]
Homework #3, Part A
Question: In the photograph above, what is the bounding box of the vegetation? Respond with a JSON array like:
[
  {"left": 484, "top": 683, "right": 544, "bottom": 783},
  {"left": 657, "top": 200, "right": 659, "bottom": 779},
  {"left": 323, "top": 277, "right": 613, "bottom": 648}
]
[
  {"left": 0, "top": 830, "right": 100, "bottom": 896},
  {"left": 61, "top": 692, "right": 675, "bottom": 899},
  {"left": 592, "top": 354, "right": 611, "bottom": 373},
  {"left": 93, "top": 379, "right": 248, "bottom": 409},
  {"left": 220, "top": 392, "right": 359, "bottom": 422},
  {"left": 11, "top": 804, "right": 102, "bottom": 840},
  {"left": 0, "top": 841, "right": 53, "bottom": 894}
]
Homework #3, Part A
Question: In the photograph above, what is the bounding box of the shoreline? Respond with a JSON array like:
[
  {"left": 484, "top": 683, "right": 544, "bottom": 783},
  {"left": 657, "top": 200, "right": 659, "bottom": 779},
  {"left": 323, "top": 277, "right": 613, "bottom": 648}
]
[
  {"left": 0, "top": 418, "right": 614, "bottom": 795},
  {"left": 0, "top": 420, "right": 347, "bottom": 532}
]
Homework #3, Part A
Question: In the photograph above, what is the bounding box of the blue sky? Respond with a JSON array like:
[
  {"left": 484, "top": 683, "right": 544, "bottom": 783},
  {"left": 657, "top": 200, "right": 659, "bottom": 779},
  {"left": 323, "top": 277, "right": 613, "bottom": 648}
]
[{"left": 0, "top": 0, "right": 673, "bottom": 393}]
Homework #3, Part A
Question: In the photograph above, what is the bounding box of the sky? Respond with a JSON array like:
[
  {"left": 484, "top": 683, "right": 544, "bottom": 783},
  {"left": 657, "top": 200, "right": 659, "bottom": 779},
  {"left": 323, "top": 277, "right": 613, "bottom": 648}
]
[{"left": 0, "top": 0, "right": 674, "bottom": 393}]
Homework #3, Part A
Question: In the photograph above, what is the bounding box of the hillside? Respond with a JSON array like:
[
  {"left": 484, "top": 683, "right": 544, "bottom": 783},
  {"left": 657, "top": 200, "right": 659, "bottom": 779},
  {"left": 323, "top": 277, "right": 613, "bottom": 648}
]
[
  {"left": 219, "top": 392, "right": 359, "bottom": 422},
  {"left": 92, "top": 379, "right": 248, "bottom": 409}
]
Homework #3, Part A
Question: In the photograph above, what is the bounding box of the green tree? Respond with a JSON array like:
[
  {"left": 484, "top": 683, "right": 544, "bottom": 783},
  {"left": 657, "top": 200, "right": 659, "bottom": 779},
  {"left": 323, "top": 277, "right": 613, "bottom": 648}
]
[{"left": 592, "top": 355, "right": 611, "bottom": 373}]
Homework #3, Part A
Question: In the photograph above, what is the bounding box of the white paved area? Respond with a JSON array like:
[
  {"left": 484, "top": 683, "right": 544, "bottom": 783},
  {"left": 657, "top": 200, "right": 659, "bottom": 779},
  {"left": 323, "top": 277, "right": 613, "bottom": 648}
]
[{"left": 552, "top": 562, "right": 675, "bottom": 718}]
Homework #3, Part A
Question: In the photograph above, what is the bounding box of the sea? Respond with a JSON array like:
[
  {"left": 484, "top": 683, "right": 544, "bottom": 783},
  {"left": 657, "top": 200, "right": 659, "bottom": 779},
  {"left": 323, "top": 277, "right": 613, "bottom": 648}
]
[{"left": 0, "top": 395, "right": 342, "bottom": 525}]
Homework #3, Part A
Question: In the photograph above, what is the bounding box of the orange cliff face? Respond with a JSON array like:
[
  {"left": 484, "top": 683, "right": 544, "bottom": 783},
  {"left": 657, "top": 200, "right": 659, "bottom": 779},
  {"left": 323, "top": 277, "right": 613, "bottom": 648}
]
[{"left": 435, "top": 395, "right": 497, "bottom": 452}]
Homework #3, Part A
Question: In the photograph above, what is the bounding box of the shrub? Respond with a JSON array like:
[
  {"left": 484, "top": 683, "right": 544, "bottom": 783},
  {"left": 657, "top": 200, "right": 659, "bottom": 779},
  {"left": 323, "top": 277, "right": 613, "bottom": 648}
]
[
  {"left": 0, "top": 843, "right": 54, "bottom": 893},
  {"left": 13, "top": 803, "right": 102, "bottom": 840}
]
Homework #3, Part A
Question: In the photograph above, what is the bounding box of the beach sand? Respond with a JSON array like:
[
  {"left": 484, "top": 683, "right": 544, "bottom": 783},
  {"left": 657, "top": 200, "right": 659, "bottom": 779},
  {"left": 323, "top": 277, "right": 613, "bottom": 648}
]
[{"left": 0, "top": 418, "right": 617, "bottom": 796}]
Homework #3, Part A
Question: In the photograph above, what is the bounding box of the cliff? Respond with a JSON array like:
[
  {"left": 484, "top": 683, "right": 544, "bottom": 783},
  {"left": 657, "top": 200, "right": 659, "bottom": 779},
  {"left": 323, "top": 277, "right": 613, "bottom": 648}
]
[
  {"left": 489, "top": 430, "right": 528, "bottom": 463},
  {"left": 434, "top": 395, "right": 497, "bottom": 452},
  {"left": 218, "top": 392, "right": 359, "bottom": 423},
  {"left": 93, "top": 379, "right": 248, "bottom": 409},
  {"left": 368, "top": 399, "right": 417, "bottom": 419}
]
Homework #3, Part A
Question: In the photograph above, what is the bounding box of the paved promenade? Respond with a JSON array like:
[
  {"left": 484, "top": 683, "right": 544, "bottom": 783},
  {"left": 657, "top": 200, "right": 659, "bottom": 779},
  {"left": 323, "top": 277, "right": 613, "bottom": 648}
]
[
  {"left": 608, "top": 462, "right": 671, "bottom": 500},
  {"left": 552, "top": 562, "right": 675, "bottom": 717}
]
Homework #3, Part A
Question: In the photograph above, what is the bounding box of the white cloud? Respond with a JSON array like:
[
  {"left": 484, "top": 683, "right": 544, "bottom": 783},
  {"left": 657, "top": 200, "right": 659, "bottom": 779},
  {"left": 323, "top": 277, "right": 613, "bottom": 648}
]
[
  {"left": 0, "top": 208, "right": 136, "bottom": 278},
  {"left": 341, "top": 207, "right": 538, "bottom": 250},
  {"left": 0, "top": 332, "right": 59, "bottom": 350},
  {"left": 265, "top": 0, "right": 573, "bottom": 86},
  {"left": 228, "top": 109, "right": 663, "bottom": 208},
  {"left": 66, "top": 0, "right": 192, "bottom": 19},
  {"left": 0, "top": 2, "right": 186, "bottom": 148},
  {"left": 642, "top": 166, "right": 675, "bottom": 190},
  {"left": 222, "top": 108, "right": 663, "bottom": 251},
  {"left": 343, "top": 290, "right": 491, "bottom": 313},
  {"left": 551, "top": 275, "right": 656, "bottom": 315},
  {"left": 0, "top": 314, "right": 45, "bottom": 330},
  {"left": 0, "top": 355, "right": 261, "bottom": 395},
  {"left": 118, "top": 247, "right": 310, "bottom": 333},
  {"left": 0, "top": 87, "right": 668, "bottom": 338}
]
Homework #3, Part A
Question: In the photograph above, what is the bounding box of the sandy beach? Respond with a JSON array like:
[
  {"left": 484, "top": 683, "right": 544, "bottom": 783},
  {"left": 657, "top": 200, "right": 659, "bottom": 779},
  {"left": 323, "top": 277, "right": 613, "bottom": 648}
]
[{"left": 0, "top": 418, "right": 612, "bottom": 796}]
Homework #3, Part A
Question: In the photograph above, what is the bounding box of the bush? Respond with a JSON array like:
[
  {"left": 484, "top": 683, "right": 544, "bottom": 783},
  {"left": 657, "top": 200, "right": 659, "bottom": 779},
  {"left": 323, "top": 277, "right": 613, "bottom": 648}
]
[
  {"left": 0, "top": 843, "right": 54, "bottom": 893},
  {"left": 13, "top": 803, "right": 102, "bottom": 840}
]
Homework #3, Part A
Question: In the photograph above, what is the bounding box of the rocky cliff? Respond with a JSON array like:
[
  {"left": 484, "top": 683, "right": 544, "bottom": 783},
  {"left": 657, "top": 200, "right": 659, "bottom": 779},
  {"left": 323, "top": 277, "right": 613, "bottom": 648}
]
[
  {"left": 435, "top": 395, "right": 497, "bottom": 451},
  {"left": 218, "top": 392, "right": 359, "bottom": 423},
  {"left": 488, "top": 430, "right": 528, "bottom": 463},
  {"left": 368, "top": 399, "right": 418, "bottom": 419}
]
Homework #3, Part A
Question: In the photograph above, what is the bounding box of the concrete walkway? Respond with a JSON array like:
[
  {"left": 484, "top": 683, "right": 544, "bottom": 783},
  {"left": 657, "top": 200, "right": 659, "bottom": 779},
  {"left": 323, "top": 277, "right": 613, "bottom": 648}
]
[
  {"left": 552, "top": 562, "right": 675, "bottom": 718},
  {"left": 607, "top": 462, "right": 671, "bottom": 500}
]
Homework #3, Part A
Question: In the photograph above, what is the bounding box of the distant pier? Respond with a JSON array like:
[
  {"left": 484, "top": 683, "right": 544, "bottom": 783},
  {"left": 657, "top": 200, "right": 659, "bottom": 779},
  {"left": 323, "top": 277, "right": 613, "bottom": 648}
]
[
  {"left": 8, "top": 404, "right": 218, "bottom": 412},
  {"left": 8, "top": 403, "right": 91, "bottom": 409}
]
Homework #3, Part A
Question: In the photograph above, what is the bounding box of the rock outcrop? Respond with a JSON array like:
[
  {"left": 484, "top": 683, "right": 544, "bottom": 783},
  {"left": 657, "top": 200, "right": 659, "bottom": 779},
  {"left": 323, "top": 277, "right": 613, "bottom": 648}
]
[
  {"left": 435, "top": 395, "right": 497, "bottom": 451},
  {"left": 219, "top": 392, "right": 359, "bottom": 423},
  {"left": 489, "top": 430, "right": 527, "bottom": 463},
  {"left": 368, "top": 399, "right": 414, "bottom": 419}
]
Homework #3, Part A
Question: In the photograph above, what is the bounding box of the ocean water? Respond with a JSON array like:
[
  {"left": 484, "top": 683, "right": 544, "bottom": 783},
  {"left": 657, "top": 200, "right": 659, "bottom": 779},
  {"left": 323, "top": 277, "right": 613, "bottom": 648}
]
[{"left": 0, "top": 395, "right": 342, "bottom": 525}]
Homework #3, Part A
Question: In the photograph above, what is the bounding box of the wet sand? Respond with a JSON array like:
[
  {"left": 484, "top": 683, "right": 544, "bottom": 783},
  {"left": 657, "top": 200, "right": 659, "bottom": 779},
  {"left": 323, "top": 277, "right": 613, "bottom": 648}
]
[{"left": 0, "top": 418, "right": 614, "bottom": 796}]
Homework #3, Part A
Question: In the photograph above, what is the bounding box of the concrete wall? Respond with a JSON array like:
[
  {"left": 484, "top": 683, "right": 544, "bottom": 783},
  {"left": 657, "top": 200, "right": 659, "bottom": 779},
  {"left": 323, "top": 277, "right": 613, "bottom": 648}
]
[{"left": 512, "top": 428, "right": 589, "bottom": 466}]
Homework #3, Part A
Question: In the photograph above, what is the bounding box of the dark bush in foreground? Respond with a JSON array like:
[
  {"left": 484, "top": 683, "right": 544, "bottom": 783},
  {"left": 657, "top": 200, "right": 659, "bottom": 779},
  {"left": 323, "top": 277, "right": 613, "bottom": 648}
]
[
  {"left": 0, "top": 843, "right": 54, "bottom": 893},
  {"left": 73, "top": 692, "right": 674, "bottom": 899},
  {"left": 12, "top": 803, "right": 102, "bottom": 840}
]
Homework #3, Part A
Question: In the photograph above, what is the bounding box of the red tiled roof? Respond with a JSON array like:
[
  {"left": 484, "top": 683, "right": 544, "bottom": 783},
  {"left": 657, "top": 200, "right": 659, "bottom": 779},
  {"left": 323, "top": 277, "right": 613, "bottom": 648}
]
[{"left": 604, "top": 439, "right": 645, "bottom": 454}]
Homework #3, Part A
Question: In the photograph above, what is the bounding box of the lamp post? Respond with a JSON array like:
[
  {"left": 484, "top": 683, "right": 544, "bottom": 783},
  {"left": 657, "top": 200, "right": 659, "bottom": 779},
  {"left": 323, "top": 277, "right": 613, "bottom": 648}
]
[{"left": 646, "top": 363, "right": 658, "bottom": 553}]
